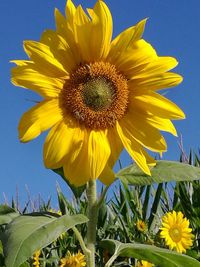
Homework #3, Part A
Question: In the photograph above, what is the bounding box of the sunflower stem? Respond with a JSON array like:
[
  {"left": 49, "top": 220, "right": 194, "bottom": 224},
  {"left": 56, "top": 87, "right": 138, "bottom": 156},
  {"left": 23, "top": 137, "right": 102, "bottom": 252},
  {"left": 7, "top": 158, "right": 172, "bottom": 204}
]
[
  {"left": 72, "top": 226, "right": 91, "bottom": 256},
  {"left": 86, "top": 179, "right": 98, "bottom": 267}
]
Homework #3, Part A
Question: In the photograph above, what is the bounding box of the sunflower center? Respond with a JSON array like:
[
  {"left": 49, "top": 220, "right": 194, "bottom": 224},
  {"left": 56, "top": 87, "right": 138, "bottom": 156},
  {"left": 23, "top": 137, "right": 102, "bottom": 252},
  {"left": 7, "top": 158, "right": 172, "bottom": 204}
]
[
  {"left": 82, "top": 78, "right": 114, "bottom": 111},
  {"left": 61, "top": 62, "right": 129, "bottom": 129},
  {"left": 136, "top": 220, "right": 147, "bottom": 232},
  {"left": 169, "top": 227, "right": 182, "bottom": 242}
]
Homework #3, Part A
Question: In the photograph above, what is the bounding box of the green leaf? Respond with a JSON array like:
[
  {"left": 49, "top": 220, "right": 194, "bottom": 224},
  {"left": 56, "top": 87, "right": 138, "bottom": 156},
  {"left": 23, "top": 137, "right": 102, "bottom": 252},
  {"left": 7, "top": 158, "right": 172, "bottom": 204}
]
[
  {"left": 116, "top": 160, "right": 200, "bottom": 186},
  {"left": 52, "top": 168, "right": 86, "bottom": 198},
  {"left": 0, "top": 205, "right": 19, "bottom": 225},
  {"left": 19, "top": 263, "right": 30, "bottom": 267},
  {"left": 101, "top": 239, "right": 200, "bottom": 267},
  {"left": 2, "top": 213, "right": 88, "bottom": 267},
  {"left": 148, "top": 183, "right": 163, "bottom": 229},
  {"left": 0, "top": 241, "right": 3, "bottom": 255},
  {"left": 0, "top": 241, "right": 5, "bottom": 266},
  {"left": 0, "top": 205, "right": 16, "bottom": 215}
]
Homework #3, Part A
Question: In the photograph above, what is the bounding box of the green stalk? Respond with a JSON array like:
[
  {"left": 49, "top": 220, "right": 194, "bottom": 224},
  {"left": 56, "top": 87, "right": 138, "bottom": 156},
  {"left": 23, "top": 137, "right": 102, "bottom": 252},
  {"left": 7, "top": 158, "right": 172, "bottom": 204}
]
[
  {"left": 72, "top": 226, "right": 90, "bottom": 256},
  {"left": 86, "top": 179, "right": 98, "bottom": 267}
]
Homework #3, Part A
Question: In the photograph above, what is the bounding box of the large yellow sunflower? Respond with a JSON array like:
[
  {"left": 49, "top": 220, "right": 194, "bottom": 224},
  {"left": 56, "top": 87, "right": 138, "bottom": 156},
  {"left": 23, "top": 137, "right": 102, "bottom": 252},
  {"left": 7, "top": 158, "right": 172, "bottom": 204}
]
[
  {"left": 11, "top": 0, "right": 185, "bottom": 186},
  {"left": 160, "top": 211, "right": 194, "bottom": 253}
]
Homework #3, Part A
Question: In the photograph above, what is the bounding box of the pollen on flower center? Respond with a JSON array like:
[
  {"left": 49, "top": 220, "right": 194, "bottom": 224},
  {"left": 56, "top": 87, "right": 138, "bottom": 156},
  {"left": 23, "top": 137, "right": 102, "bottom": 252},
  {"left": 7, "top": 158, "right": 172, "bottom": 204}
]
[
  {"left": 82, "top": 77, "right": 114, "bottom": 111},
  {"left": 169, "top": 227, "right": 182, "bottom": 242},
  {"left": 61, "top": 62, "right": 129, "bottom": 129}
]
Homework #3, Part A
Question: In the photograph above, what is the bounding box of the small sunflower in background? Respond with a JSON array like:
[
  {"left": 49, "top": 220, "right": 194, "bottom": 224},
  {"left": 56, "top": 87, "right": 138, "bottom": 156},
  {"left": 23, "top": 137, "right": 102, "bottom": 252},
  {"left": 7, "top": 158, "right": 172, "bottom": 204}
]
[
  {"left": 33, "top": 250, "right": 41, "bottom": 267},
  {"left": 136, "top": 219, "right": 147, "bottom": 232},
  {"left": 60, "top": 251, "right": 86, "bottom": 267},
  {"left": 48, "top": 208, "right": 62, "bottom": 216},
  {"left": 137, "top": 260, "right": 154, "bottom": 267},
  {"left": 12, "top": 0, "right": 185, "bottom": 187},
  {"left": 160, "top": 211, "right": 194, "bottom": 253}
]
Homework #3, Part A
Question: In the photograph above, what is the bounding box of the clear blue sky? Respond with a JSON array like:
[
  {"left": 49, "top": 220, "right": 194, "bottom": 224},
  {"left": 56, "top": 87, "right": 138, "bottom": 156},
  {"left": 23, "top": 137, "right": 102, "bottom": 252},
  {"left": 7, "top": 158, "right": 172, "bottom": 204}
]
[{"left": 1, "top": 0, "right": 200, "bottom": 206}]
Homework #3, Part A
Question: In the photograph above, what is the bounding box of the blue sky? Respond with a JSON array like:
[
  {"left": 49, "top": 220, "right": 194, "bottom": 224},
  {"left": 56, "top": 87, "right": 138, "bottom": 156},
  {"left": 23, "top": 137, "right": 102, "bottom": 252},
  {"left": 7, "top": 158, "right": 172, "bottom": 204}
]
[{"left": 0, "top": 0, "right": 199, "bottom": 207}]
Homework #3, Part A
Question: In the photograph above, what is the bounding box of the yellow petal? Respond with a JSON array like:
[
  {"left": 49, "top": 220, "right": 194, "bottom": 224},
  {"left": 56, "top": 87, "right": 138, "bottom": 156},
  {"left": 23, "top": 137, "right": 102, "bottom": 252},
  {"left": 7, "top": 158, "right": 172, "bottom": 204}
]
[
  {"left": 63, "top": 129, "right": 91, "bottom": 186},
  {"left": 11, "top": 61, "right": 63, "bottom": 98},
  {"left": 143, "top": 115, "right": 177, "bottom": 136},
  {"left": 99, "top": 127, "right": 123, "bottom": 186},
  {"left": 54, "top": 8, "right": 81, "bottom": 64},
  {"left": 143, "top": 150, "right": 156, "bottom": 166},
  {"left": 72, "top": 6, "right": 91, "bottom": 61},
  {"left": 130, "top": 57, "right": 178, "bottom": 79},
  {"left": 40, "top": 30, "right": 77, "bottom": 73},
  {"left": 116, "top": 121, "right": 153, "bottom": 175},
  {"left": 120, "top": 111, "right": 167, "bottom": 152},
  {"left": 90, "top": 0, "right": 113, "bottom": 59},
  {"left": 88, "top": 130, "right": 111, "bottom": 179},
  {"left": 110, "top": 40, "right": 157, "bottom": 77},
  {"left": 75, "top": 5, "right": 90, "bottom": 24},
  {"left": 55, "top": 8, "right": 71, "bottom": 38},
  {"left": 74, "top": 1, "right": 112, "bottom": 61},
  {"left": 63, "top": 129, "right": 111, "bottom": 186},
  {"left": 23, "top": 40, "right": 68, "bottom": 77},
  {"left": 129, "top": 18, "right": 147, "bottom": 42},
  {"left": 131, "top": 91, "right": 185, "bottom": 120},
  {"left": 128, "top": 72, "right": 183, "bottom": 91},
  {"left": 19, "top": 99, "right": 63, "bottom": 142},
  {"left": 98, "top": 165, "right": 115, "bottom": 185},
  {"left": 108, "top": 19, "right": 147, "bottom": 61},
  {"left": 65, "top": 0, "right": 76, "bottom": 25},
  {"left": 125, "top": 108, "right": 177, "bottom": 137},
  {"left": 10, "top": 60, "right": 30, "bottom": 66},
  {"left": 44, "top": 119, "right": 84, "bottom": 169},
  {"left": 107, "top": 127, "right": 123, "bottom": 167}
]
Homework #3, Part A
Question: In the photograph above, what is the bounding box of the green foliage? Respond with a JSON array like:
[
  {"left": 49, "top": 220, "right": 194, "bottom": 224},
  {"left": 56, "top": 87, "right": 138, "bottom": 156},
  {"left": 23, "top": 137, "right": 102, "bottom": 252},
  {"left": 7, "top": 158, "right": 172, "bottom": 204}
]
[
  {"left": 53, "top": 168, "right": 86, "bottom": 198},
  {"left": 0, "top": 240, "right": 5, "bottom": 267},
  {"left": 1, "top": 213, "right": 88, "bottom": 267},
  {"left": 117, "top": 160, "right": 200, "bottom": 185},
  {"left": 0, "top": 205, "right": 19, "bottom": 225},
  {"left": 101, "top": 239, "right": 200, "bottom": 267},
  {"left": 1, "top": 154, "right": 200, "bottom": 266}
]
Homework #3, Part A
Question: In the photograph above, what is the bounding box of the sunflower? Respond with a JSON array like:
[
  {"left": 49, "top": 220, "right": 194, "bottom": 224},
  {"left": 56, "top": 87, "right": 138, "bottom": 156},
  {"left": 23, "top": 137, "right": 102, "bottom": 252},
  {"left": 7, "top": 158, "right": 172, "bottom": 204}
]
[
  {"left": 136, "top": 220, "right": 147, "bottom": 232},
  {"left": 60, "top": 251, "right": 86, "bottom": 267},
  {"left": 160, "top": 211, "right": 194, "bottom": 253},
  {"left": 137, "top": 260, "right": 154, "bottom": 267},
  {"left": 33, "top": 250, "right": 41, "bottom": 267},
  {"left": 12, "top": 0, "right": 184, "bottom": 186}
]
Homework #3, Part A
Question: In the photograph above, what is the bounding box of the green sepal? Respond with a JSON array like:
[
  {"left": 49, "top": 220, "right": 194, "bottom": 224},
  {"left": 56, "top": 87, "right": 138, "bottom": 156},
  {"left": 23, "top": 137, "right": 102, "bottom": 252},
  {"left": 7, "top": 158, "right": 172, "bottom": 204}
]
[{"left": 52, "top": 167, "right": 86, "bottom": 198}]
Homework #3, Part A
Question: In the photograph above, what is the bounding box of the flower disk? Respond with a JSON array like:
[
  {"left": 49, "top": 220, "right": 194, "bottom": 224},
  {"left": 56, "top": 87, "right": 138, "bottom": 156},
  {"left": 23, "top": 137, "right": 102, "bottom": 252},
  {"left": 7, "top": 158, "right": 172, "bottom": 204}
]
[
  {"left": 160, "top": 211, "right": 194, "bottom": 253},
  {"left": 12, "top": 0, "right": 185, "bottom": 186},
  {"left": 61, "top": 62, "right": 128, "bottom": 129}
]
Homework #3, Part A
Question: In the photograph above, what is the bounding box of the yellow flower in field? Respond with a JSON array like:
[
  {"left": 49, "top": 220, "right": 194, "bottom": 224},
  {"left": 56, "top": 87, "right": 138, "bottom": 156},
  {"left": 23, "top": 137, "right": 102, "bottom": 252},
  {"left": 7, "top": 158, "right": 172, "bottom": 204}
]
[
  {"left": 137, "top": 260, "right": 154, "bottom": 267},
  {"left": 49, "top": 208, "right": 62, "bottom": 216},
  {"left": 12, "top": 0, "right": 185, "bottom": 186},
  {"left": 60, "top": 251, "right": 86, "bottom": 267},
  {"left": 160, "top": 211, "right": 194, "bottom": 253},
  {"left": 136, "top": 220, "right": 147, "bottom": 232},
  {"left": 33, "top": 250, "right": 40, "bottom": 267}
]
